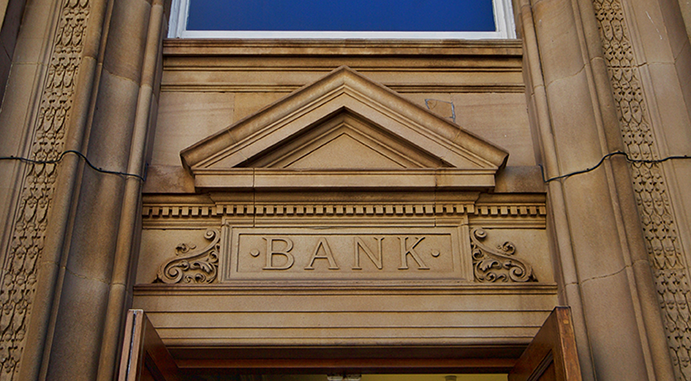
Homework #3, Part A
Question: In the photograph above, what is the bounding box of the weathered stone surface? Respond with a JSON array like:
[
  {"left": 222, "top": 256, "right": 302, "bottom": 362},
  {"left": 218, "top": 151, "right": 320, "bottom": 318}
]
[
  {"left": 152, "top": 91, "right": 234, "bottom": 166},
  {"left": 2, "top": 0, "right": 691, "bottom": 378}
]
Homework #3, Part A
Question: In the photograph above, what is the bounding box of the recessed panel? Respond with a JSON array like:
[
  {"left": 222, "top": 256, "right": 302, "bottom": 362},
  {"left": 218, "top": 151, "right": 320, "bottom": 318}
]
[{"left": 223, "top": 227, "right": 467, "bottom": 281}]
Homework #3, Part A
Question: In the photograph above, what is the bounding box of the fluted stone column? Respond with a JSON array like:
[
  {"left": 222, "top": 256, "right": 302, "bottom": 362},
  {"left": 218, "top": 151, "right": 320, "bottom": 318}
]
[
  {"left": 591, "top": 0, "right": 691, "bottom": 379},
  {"left": 515, "top": 0, "right": 691, "bottom": 379},
  {"left": 0, "top": 0, "right": 168, "bottom": 378}
]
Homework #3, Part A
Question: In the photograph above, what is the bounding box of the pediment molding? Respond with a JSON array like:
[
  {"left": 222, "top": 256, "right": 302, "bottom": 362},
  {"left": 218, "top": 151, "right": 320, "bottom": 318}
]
[
  {"left": 242, "top": 112, "right": 450, "bottom": 169},
  {"left": 181, "top": 66, "right": 508, "bottom": 190}
]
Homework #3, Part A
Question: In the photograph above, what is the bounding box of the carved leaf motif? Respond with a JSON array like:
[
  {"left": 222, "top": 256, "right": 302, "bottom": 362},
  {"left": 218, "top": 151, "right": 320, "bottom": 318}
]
[
  {"left": 470, "top": 228, "right": 536, "bottom": 283},
  {"left": 155, "top": 229, "right": 221, "bottom": 284}
]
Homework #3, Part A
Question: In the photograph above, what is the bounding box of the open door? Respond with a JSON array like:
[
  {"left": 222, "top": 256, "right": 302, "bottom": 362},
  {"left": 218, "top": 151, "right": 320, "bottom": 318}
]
[
  {"left": 118, "top": 307, "right": 581, "bottom": 380},
  {"left": 118, "top": 309, "right": 182, "bottom": 381},
  {"left": 509, "top": 307, "right": 582, "bottom": 381}
]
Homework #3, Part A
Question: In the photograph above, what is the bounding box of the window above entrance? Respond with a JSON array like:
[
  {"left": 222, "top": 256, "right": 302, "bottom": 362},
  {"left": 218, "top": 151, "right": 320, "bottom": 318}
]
[{"left": 168, "top": 0, "right": 516, "bottom": 39}]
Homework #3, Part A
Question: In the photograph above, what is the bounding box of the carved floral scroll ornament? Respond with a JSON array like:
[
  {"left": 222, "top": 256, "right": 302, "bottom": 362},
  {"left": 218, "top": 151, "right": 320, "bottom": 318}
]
[
  {"left": 155, "top": 229, "right": 220, "bottom": 284},
  {"left": 470, "top": 228, "right": 536, "bottom": 283}
]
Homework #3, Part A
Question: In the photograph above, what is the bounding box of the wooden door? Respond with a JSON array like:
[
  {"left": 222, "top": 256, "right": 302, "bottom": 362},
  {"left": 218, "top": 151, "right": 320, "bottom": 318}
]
[
  {"left": 509, "top": 307, "right": 582, "bottom": 381},
  {"left": 117, "top": 309, "right": 182, "bottom": 381}
]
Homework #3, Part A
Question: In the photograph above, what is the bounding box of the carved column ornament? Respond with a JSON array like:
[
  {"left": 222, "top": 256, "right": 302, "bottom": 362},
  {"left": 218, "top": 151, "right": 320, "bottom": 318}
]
[
  {"left": 593, "top": 0, "right": 691, "bottom": 378},
  {"left": 470, "top": 228, "right": 536, "bottom": 283},
  {"left": 0, "top": 0, "right": 89, "bottom": 378},
  {"left": 155, "top": 229, "right": 220, "bottom": 284}
]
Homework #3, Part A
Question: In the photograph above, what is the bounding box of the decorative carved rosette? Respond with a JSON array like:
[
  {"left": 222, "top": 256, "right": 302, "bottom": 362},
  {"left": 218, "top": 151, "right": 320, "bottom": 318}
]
[
  {"left": 470, "top": 228, "right": 536, "bottom": 283},
  {"left": 155, "top": 229, "right": 221, "bottom": 284},
  {"left": 593, "top": 0, "right": 691, "bottom": 379}
]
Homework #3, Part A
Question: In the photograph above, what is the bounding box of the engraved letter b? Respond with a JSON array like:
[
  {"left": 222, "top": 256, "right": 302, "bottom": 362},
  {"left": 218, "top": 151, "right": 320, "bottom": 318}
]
[{"left": 263, "top": 237, "right": 295, "bottom": 270}]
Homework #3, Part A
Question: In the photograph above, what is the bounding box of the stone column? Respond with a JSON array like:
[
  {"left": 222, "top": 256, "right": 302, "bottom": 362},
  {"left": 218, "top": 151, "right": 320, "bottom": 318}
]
[
  {"left": 39, "top": 0, "right": 169, "bottom": 377},
  {"left": 514, "top": 0, "right": 675, "bottom": 379},
  {"left": 0, "top": 0, "right": 110, "bottom": 378},
  {"left": 94, "top": 0, "right": 167, "bottom": 378},
  {"left": 590, "top": 0, "right": 691, "bottom": 379},
  {"left": 0, "top": 0, "right": 168, "bottom": 378}
]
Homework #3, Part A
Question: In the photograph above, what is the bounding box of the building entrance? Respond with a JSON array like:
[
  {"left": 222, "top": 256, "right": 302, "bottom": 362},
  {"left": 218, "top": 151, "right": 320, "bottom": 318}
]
[
  {"left": 117, "top": 308, "right": 580, "bottom": 381},
  {"left": 233, "top": 374, "right": 508, "bottom": 381}
]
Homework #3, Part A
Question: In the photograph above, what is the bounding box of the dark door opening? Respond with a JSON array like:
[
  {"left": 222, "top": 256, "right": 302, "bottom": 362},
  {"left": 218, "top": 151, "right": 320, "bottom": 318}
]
[{"left": 117, "top": 308, "right": 581, "bottom": 381}]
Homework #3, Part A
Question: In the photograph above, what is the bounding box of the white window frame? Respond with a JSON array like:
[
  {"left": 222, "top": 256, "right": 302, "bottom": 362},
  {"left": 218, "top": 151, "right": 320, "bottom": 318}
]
[{"left": 168, "top": 0, "right": 516, "bottom": 39}]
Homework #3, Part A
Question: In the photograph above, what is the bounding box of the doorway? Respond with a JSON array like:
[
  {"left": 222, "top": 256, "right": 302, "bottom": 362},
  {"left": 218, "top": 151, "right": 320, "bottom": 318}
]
[
  {"left": 232, "top": 375, "right": 508, "bottom": 381},
  {"left": 118, "top": 308, "right": 579, "bottom": 381}
]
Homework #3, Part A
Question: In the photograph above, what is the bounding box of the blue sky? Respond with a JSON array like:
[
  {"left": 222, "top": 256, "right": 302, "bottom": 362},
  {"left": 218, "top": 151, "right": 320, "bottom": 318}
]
[{"left": 187, "top": 0, "right": 496, "bottom": 32}]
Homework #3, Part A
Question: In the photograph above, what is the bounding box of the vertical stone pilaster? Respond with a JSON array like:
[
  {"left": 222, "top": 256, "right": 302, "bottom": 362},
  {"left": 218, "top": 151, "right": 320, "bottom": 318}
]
[
  {"left": 0, "top": 0, "right": 168, "bottom": 376},
  {"left": 515, "top": 0, "right": 678, "bottom": 378},
  {"left": 41, "top": 0, "right": 159, "bottom": 376},
  {"left": 0, "top": 0, "right": 89, "bottom": 378},
  {"left": 593, "top": 0, "right": 691, "bottom": 379}
]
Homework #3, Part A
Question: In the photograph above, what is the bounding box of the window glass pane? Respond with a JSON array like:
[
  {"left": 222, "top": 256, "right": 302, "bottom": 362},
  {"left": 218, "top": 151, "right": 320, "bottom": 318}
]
[{"left": 186, "top": 0, "right": 496, "bottom": 32}]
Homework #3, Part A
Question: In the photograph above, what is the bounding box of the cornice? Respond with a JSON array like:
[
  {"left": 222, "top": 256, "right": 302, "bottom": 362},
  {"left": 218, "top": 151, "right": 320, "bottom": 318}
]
[
  {"left": 134, "top": 282, "right": 557, "bottom": 296},
  {"left": 141, "top": 200, "right": 546, "bottom": 219},
  {"left": 162, "top": 39, "right": 523, "bottom": 57},
  {"left": 160, "top": 83, "right": 526, "bottom": 94}
]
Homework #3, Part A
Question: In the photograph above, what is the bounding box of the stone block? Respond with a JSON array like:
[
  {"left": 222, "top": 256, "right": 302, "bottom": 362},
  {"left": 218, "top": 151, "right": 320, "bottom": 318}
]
[
  {"left": 401, "top": 92, "right": 535, "bottom": 167},
  {"left": 531, "top": 0, "right": 585, "bottom": 85},
  {"left": 452, "top": 93, "right": 534, "bottom": 166},
  {"left": 0, "top": 62, "right": 40, "bottom": 154},
  {"left": 142, "top": 165, "right": 195, "bottom": 193},
  {"left": 579, "top": 272, "right": 650, "bottom": 380},
  {"left": 88, "top": 70, "right": 140, "bottom": 171},
  {"left": 64, "top": 171, "right": 126, "bottom": 281},
  {"left": 494, "top": 166, "right": 546, "bottom": 193},
  {"left": 47, "top": 272, "right": 110, "bottom": 380},
  {"left": 152, "top": 91, "right": 234, "bottom": 166},
  {"left": 233, "top": 92, "right": 288, "bottom": 122},
  {"left": 562, "top": 170, "right": 629, "bottom": 281},
  {"left": 646, "top": 62, "right": 691, "bottom": 154},
  {"left": 10, "top": 0, "right": 54, "bottom": 64},
  {"left": 133, "top": 287, "right": 557, "bottom": 347},
  {"left": 628, "top": 0, "right": 676, "bottom": 64},
  {"left": 102, "top": 0, "right": 152, "bottom": 83},
  {"left": 656, "top": 0, "right": 690, "bottom": 59},
  {"left": 674, "top": 41, "right": 691, "bottom": 126},
  {"left": 545, "top": 70, "right": 603, "bottom": 174}
]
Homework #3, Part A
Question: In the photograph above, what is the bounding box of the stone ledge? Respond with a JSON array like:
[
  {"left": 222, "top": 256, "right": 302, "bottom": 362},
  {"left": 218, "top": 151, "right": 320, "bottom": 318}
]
[
  {"left": 134, "top": 282, "right": 558, "bottom": 295},
  {"left": 163, "top": 39, "right": 523, "bottom": 56}
]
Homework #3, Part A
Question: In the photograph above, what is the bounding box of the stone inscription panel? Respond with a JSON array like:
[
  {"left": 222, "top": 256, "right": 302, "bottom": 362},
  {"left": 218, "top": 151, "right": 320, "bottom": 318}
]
[{"left": 223, "top": 227, "right": 469, "bottom": 281}]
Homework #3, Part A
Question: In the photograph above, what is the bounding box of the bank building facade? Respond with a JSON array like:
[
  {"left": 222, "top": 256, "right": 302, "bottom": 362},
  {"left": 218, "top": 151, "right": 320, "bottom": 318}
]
[{"left": 0, "top": 0, "right": 691, "bottom": 380}]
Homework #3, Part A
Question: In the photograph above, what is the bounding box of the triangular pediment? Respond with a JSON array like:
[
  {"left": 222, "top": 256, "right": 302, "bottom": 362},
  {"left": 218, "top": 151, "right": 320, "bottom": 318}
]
[
  {"left": 237, "top": 112, "right": 452, "bottom": 170},
  {"left": 285, "top": 132, "right": 408, "bottom": 170},
  {"left": 181, "top": 66, "right": 508, "bottom": 190}
]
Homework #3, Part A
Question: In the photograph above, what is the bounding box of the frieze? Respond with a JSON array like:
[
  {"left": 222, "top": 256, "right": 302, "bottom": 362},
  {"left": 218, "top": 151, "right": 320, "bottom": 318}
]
[
  {"left": 148, "top": 225, "right": 547, "bottom": 285},
  {"left": 223, "top": 227, "right": 469, "bottom": 281},
  {"left": 142, "top": 199, "right": 546, "bottom": 286}
]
